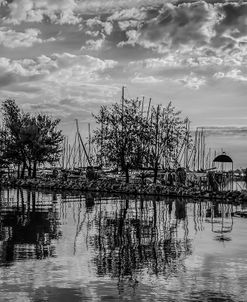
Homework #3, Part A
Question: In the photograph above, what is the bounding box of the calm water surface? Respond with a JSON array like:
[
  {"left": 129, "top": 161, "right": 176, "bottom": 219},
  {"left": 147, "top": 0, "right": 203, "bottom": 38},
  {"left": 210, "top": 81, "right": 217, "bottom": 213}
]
[{"left": 0, "top": 188, "right": 247, "bottom": 302}]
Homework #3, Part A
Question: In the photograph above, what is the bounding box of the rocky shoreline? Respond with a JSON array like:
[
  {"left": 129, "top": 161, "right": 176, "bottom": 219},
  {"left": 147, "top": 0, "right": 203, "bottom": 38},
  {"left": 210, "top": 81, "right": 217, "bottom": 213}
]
[{"left": 1, "top": 177, "right": 247, "bottom": 204}]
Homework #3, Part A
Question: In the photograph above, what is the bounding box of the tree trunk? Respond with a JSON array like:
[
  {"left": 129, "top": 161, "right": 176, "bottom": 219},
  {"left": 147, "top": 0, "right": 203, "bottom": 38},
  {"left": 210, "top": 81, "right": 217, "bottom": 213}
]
[
  {"left": 125, "top": 166, "right": 129, "bottom": 184},
  {"left": 21, "top": 161, "right": 26, "bottom": 179},
  {"left": 28, "top": 160, "right": 32, "bottom": 178},
  {"left": 17, "top": 164, "right": 20, "bottom": 179},
  {"left": 32, "top": 161, "right": 37, "bottom": 179},
  {"left": 32, "top": 191, "right": 36, "bottom": 212},
  {"left": 153, "top": 161, "right": 158, "bottom": 184}
]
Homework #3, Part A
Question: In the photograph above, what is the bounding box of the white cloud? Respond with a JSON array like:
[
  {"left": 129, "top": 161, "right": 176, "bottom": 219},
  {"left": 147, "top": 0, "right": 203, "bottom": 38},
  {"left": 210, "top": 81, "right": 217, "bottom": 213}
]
[
  {"left": 104, "top": 22, "right": 113, "bottom": 35},
  {"left": 3, "top": 0, "right": 81, "bottom": 24},
  {"left": 176, "top": 73, "right": 206, "bottom": 89},
  {"left": 118, "top": 29, "right": 140, "bottom": 47},
  {"left": 86, "top": 17, "right": 102, "bottom": 28},
  {"left": 83, "top": 38, "right": 105, "bottom": 50},
  {"left": 214, "top": 69, "right": 247, "bottom": 82},
  {"left": 0, "top": 27, "right": 54, "bottom": 48},
  {"left": 129, "top": 43, "right": 247, "bottom": 72},
  {"left": 131, "top": 73, "right": 162, "bottom": 84},
  {"left": 108, "top": 7, "right": 147, "bottom": 21},
  {"left": 86, "top": 17, "right": 113, "bottom": 36},
  {"left": 85, "top": 30, "right": 100, "bottom": 37},
  {"left": 129, "top": 55, "right": 183, "bottom": 69},
  {"left": 118, "top": 20, "right": 140, "bottom": 31},
  {"left": 0, "top": 53, "right": 118, "bottom": 87},
  {"left": 0, "top": 52, "right": 119, "bottom": 118}
]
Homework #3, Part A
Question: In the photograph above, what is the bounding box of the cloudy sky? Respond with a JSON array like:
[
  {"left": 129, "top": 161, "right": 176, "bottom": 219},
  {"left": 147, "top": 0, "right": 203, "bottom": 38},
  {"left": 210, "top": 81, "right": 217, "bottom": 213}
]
[{"left": 0, "top": 0, "right": 247, "bottom": 167}]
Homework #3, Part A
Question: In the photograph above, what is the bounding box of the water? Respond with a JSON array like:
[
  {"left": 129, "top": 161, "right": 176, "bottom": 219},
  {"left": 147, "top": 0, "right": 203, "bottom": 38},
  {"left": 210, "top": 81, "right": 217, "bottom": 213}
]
[{"left": 0, "top": 189, "right": 247, "bottom": 302}]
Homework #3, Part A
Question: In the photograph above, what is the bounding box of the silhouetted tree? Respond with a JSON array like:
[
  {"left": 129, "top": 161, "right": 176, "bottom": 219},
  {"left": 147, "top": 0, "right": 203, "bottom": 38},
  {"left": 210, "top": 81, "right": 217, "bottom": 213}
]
[
  {"left": 93, "top": 98, "right": 150, "bottom": 183},
  {"left": 93, "top": 98, "right": 191, "bottom": 183},
  {"left": 147, "top": 102, "right": 191, "bottom": 183},
  {"left": 0, "top": 99, "right": 63, "bottom": 178}
]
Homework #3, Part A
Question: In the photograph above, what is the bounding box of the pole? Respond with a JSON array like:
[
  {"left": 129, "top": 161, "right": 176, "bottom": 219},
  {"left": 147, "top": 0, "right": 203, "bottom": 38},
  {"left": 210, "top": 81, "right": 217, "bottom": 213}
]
[
  {"left": 75, "top": 119, "right": 92, "bottom": 167},
  {"left": 88, "top": 123, "right": 91, "bottom": 160}
]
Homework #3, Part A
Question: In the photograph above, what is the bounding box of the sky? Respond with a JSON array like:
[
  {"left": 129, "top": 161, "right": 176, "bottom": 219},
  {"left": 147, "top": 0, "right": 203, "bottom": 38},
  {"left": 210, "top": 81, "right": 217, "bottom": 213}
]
[{"left": 0, "top": 0, "right": 247, "bottom": 167}]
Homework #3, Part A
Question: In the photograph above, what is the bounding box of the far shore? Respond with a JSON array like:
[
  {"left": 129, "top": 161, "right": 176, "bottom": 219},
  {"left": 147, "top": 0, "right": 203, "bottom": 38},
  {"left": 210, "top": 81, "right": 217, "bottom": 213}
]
[{"left": 1, "top": 176, "right": 247, "bottom": 204}]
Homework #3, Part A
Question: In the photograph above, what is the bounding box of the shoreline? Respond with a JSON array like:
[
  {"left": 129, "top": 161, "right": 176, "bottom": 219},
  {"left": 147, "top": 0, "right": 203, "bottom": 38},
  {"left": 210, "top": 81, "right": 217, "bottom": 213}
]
[{"left": 1, "top": 177, "right": 247, "bottom": 204}]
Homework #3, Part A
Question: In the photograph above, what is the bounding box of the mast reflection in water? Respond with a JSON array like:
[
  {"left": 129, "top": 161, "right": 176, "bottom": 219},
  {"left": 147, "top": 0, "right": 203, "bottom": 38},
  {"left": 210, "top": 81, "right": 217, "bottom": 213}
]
[{"left": 0, "top": 189, "right": 247, "bottom": 302}]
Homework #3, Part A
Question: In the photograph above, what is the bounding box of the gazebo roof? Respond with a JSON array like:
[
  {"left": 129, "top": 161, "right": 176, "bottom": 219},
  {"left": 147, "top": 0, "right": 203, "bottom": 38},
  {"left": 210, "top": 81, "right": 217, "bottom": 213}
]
[{"left": 213, "top": 154, "right": 233, "bottom": 163}]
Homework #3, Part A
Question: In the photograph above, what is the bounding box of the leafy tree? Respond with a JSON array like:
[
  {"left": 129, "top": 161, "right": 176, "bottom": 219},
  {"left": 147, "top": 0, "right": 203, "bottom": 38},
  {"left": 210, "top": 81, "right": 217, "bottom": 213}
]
[
  {"left": 93, "top": 98, "right": 150, "bottom": 183},
  {"left": 0, "top": 99, "right": 26, "bottom": 176},
  {"left": 146, "top": 102, "right": 191, "bottom": 183},
  {"left": 20, "top": 114, "right": 63, "bottom": 178},
  {"left": 0, "top": 99, "right": 63, "bottom": 178},
  {"left": 93, "top": 98, "right": 191, "bottom": 183}
]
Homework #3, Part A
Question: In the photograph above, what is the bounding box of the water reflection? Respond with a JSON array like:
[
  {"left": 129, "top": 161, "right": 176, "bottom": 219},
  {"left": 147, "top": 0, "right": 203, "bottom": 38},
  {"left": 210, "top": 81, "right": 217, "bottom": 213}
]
[
  {"left": 0, "top": 189, "right": 61, "bottom": 265},
  {"left": 0, "top": 189, "right": 246, "bottom": 301},
  {"left": 0, "top": 190, "right": 238, "bottom": 269},
  {"left": 89, "top": 197, "right": 192, "bottom": 283}
]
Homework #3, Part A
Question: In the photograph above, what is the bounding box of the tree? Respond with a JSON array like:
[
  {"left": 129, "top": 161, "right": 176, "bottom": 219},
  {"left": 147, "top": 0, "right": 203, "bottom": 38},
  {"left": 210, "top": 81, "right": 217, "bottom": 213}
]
[
  {"left": 93, "top": 98, "right": 150, "bottom": 183},
  {"left": 1, "top": 99, "right": 27, "bottom": 177},
  {"left": 20, "top": 114, "right": 63, "bottom": 178},
  {"left": 93, "top": 97, "right": 191, "bottom": 183},
  {"left": 146, "top": 102, "right": 191, "bottom": 183},
  {"left": 1, "top": 99, "right": 63, "bottom": 178}
]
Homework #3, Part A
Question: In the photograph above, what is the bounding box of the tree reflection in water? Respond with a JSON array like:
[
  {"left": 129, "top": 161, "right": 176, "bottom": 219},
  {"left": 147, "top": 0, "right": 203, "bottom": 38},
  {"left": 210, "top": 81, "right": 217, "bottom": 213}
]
[
  {"left": 87, "top": 195, "right": 193, "bottom": 285},
  {"left": 0, "top": 188, "right": 61, "bottom": 265},
  {"left": 0, "top": 189, "right": 238, "bottom": 291}
]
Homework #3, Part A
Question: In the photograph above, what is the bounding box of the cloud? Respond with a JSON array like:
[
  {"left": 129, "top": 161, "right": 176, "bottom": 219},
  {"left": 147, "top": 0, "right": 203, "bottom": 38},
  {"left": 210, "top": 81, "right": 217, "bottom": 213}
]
[
  {"left": 129, "top": 55, "right": 184, "bottom": 69},
  {"left": 176, "top": 73, "right": 206, "bottom": 89},
  {"left": 2, "top": 0, "right": 81, "bottom": 24},
  {"left": 131, "top": 73, "right": 163, "bottom": 83},
  {"left": 85, "top": 30, "right": 100, "bottom": 37},
  {"left": 115, "top": 2, "right": 247, "bottom": 72},
  {"left": 77, "top": 0, "right": 166, "bottom": 14},
  {"left": 0, "top": 52, "right": 118, "bottom": 112},
  {"left": 83, "top": 38, "right": 105, "bottom": 50},
  {"left": 214, "top": 69, "right": 247, "bottom": 82},
  {"left": 3, "top": 0, "right": 247, "bottom": 26},
  {"left": 118, "top": 20, "right": 140, "bottom": 31},
  {"left": 0, "top": 27, "right": 55, "bottom": 48},
  {"left": 118, "top": 29, "right": 141, "bottom": 47},
  {"left": 20, "top": 84, "right": 121, "bottom": 121},
  {"left": 108, "top": 7, "right": 148, "bottom": 21},
  {"left": 82, "top": 17, "right": 113, "bottom": 50},
  {"left": 86, "top": 17, "right": 113, "bottom": 36},
  {"left": 0, "top": 51, "right": 120, "bottom": 122},
  {"left": 116, "top": 2, "right": 220, "bottom": 51},
  {"left": 0, "top": 52, "right": 117, "bottom": 79}
]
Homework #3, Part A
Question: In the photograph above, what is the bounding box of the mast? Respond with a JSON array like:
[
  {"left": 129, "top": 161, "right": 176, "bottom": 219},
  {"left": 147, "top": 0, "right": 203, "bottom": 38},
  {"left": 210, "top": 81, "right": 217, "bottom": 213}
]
[
  {"left": 100, "top": 112, "right": 103, "bottom": 167},
  {"left": 75, "top": 119, "right": 92, "bottom": 167},
  {"left": 147, "top": 98, "right": 152, "bottom": 119},
  {"left": 121, "top": 86, "right": 125, "bottom": 170},
  {"left": 88, "top": 123, "right": 91, "bottom": 160}
]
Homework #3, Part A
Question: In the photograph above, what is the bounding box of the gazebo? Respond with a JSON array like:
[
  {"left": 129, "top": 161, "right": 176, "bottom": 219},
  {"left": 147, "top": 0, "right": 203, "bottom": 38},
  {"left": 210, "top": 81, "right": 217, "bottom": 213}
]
[{"left": 213, "top": 153, "right": 233, "bottom": 191}]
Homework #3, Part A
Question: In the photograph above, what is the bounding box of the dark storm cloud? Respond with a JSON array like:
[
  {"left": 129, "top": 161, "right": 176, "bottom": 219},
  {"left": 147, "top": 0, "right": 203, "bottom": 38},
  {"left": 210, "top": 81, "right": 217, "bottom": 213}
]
[
  {"left": 113, "top": 1, "right": 247, "bottom": 55},
  {"left": 141, "top": 2, "right": 212, "bottom": 47}
]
